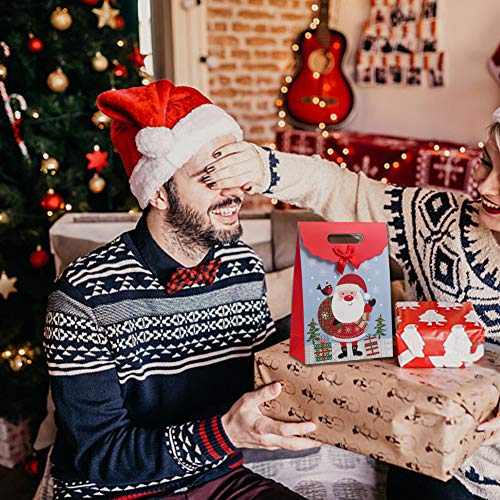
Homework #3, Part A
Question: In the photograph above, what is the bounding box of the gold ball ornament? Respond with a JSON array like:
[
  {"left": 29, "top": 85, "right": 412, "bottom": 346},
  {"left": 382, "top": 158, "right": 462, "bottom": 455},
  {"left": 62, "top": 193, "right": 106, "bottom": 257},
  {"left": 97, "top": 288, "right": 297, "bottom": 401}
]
[
  {"left": 50, "top": 7, "right": 72, "bottom": 31},
  {"left": 89, "top": 173, "right": 106, "bottom": 193},
  {"left": 92, "top": 110, "right": 111, "bottom": 128},
  {"left": 40, "top": 155, "right": 60, "bottom": 175},
  {"left": 47, "top": 67, "right": 69, "bottom": 93},
  {"left": 9, "top": 353, "right": 28, "bottom": 372},
  {"left": 0, "top": 64, "right": 7, "bottom": 80},
  {"left": 91, "top": 52, "right": 109, "bottom": 72}
]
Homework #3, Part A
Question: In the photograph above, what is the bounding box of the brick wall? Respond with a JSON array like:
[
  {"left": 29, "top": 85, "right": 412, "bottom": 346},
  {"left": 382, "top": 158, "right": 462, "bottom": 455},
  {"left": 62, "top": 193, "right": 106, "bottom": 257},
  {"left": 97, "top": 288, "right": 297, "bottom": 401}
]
[{"left": 206, "top": 0, "right": 314, "bottom": 145}]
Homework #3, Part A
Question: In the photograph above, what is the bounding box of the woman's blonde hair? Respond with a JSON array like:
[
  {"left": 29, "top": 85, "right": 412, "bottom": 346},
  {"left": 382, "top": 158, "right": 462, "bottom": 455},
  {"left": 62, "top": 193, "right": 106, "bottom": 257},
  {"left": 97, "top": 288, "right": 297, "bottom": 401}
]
[{"left": 490, "top": 107, "right": 500, "bottom": 151}]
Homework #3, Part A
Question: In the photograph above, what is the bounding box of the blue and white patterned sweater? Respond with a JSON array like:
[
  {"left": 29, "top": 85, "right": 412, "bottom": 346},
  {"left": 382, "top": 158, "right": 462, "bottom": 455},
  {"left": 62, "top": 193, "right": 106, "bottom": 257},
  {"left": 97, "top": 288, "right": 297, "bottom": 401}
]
[
  {"left": 258, "top": 147, "right": 500, "bottom": 499},
  {"left": 44, "top": 217, "right": 276, "bottom": 499}
]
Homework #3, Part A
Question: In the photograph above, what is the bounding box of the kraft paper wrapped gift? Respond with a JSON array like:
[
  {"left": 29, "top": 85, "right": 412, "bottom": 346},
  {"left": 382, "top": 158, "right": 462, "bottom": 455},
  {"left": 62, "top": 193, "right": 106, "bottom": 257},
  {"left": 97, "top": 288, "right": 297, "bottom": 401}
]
[{"left": 254, "top": 340, "right": 500, "bottom": 481}]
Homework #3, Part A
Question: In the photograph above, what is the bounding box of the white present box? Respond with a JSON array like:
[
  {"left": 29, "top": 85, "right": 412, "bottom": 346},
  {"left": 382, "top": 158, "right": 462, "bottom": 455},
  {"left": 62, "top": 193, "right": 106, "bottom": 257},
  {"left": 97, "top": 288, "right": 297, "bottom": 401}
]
[{"left": 0, "top": 417, "right": 31, "bottom": 468}]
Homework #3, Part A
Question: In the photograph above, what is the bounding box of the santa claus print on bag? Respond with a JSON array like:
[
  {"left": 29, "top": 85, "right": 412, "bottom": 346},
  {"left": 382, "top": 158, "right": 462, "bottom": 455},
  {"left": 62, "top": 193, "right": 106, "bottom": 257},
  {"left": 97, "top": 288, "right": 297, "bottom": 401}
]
[{"left": 290, "top": 222, "right": 393, "bottom": 365}]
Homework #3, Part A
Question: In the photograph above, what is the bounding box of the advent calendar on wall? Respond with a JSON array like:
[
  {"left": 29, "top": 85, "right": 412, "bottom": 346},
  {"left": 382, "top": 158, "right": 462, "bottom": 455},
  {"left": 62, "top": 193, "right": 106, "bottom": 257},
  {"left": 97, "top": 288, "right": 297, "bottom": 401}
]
[{"left": 356, "top": 0, "right": 445, "bottom": 88}]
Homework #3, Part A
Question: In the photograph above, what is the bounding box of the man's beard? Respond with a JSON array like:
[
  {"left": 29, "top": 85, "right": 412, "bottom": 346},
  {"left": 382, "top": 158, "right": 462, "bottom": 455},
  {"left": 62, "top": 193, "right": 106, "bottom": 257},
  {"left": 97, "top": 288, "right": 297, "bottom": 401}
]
[
  {"left": 164, "top": 179, "right": 242, "bottom": 251},
  {"left": 331, "top": 293, "right": 365, "bottom": 323}
]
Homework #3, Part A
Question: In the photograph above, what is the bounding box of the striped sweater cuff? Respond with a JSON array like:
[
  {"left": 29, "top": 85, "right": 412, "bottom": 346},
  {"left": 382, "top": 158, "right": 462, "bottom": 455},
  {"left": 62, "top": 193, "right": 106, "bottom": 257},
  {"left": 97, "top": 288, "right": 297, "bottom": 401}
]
[
  {"left": 194, "top": 416, "right": 238, "bottom": 462},
  {"left": 165, "top": 416, "right": 238, "bottom": 472}
]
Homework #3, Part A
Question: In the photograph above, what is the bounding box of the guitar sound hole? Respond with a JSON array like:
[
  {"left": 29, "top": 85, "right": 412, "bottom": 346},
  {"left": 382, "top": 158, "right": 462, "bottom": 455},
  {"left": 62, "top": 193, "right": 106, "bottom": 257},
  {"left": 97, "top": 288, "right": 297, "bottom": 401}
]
[{"left": 308, "top": 49, "right": 335, "bottom": 74}]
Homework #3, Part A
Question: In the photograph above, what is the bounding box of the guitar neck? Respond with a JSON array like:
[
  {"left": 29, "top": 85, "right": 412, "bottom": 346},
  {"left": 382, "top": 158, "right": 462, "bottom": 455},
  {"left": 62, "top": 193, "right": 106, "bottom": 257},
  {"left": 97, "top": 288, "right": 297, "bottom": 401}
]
[{"left": 317, "top": 0, "right": 331, "bottom": 48}]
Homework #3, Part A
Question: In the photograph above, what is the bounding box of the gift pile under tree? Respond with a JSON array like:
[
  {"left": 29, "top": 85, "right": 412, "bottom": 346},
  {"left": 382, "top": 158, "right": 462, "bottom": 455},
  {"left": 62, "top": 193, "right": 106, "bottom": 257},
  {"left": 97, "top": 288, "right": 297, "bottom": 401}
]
[{"left": 0, "top": 1, "right": 147, "bottom": 429}]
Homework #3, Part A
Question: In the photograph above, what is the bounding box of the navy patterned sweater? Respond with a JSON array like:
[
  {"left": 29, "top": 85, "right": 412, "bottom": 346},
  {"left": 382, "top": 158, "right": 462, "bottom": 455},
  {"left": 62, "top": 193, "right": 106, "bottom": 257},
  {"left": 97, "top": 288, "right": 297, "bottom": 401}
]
[{"left": 44, "top": 216, "right": 276, "bottom": 499}]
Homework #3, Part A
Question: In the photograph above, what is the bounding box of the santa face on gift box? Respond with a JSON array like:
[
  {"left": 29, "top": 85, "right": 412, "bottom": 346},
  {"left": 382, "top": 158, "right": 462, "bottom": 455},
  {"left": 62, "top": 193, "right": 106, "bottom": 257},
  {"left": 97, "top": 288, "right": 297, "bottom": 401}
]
[{"left": 317, "top": 274, "right": 376, "bottom": 359}]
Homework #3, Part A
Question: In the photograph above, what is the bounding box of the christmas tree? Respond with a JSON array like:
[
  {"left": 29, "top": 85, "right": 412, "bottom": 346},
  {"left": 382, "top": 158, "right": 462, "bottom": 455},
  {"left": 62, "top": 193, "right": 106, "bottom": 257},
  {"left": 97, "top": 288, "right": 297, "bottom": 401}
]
[
  {"left": 0, "top": 1, "right": 149, "bottom": 421},
  {"left": 307, "top": 318, "right": 320, "bottom": 343},
  {"left": 375, "top": 314, "right": 387, "bottom": 338}
]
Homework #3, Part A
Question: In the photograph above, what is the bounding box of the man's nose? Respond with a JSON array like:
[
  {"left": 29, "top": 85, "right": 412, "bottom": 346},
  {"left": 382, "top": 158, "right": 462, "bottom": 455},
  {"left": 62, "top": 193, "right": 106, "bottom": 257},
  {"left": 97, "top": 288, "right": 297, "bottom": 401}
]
[
  {"left": 220, "top": 187, "right": 245, "bottom": 199},
  {"left": 344, "top": 294, "right": 354, "bottom": 302}
]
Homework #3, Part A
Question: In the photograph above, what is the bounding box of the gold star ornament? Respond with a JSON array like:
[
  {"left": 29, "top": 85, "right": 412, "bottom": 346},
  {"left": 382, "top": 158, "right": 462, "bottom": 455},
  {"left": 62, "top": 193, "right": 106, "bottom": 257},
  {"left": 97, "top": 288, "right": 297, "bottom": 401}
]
[
  {"left": 0, "top": 271, "right": 18, "bottom": 300},
  {"left": 92, "top": 0, "right": 120, "bottom": 30}
]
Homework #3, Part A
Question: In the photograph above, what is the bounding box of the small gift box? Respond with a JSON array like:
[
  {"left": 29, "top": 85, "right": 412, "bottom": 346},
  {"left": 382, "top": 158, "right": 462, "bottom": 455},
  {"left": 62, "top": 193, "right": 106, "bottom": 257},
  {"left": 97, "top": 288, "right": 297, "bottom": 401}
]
[
  {"left": 254, "top": 340, "right": 500, "bottom": 481},
  {"left": 395, "top": 302, "right": 485, "bottom": 368},
  {"left": 290, "top": 222, "right": 393, "bottom": 364},
  {"left": 0, "top": 417, "right": 31, "bottom": 468}
]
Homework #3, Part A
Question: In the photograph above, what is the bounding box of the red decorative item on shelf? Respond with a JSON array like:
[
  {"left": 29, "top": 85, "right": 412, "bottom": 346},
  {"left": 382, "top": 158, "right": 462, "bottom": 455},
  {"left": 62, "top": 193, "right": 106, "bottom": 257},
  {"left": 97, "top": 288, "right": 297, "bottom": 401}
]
[
  {"left": 115, "top": 15, "right": 125, "bottom": 30},
  {"left": 276, "top": 129, "right": 481, "bottom": 197},
  {"left": 41, "top": 189, "right": 64, "bottom": 212},
  {"left": 112, "top": 61, "right": 127, "bottom": 78},
  {"left": 80, "top": 0, "right": 100, "bottom": 4},
  {"left": 395, "top": 301, "right": 485, "bottom": 369},
  {"left": 27, "top": 34, "right": 43, "bottom": 53},
  {"left": 86, "top": 148, "right": 109, "bottom": 173},
  {"left": 29, "top": 245, "right": 50, "bottom": 269},
  {"left": 127, "top": 44, "right": 147, "bottom": 69}
]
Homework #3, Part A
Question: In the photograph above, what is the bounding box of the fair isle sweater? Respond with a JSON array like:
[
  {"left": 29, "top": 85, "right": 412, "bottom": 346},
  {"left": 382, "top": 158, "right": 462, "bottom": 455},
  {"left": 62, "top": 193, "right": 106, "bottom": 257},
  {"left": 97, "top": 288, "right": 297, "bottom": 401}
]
[
  {"left": 44, "top": 216, "right": 276, "bottom": 499},
  {"left": 258, "top": 147, "right": 500, "bottom": 499}
]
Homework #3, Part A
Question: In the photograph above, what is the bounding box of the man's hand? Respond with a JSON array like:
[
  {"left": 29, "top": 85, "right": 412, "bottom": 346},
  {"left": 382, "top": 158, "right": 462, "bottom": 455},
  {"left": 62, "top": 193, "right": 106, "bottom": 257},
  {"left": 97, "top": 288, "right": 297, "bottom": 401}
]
[
  {"left": 202, "top": 141, "right": 265, "bottom": 195},
  {"left": 221, "top": 382, "right": 323, "bottom": 451},
  {"left": 478, "top": 415, "right": 500, "bottom": 445}
]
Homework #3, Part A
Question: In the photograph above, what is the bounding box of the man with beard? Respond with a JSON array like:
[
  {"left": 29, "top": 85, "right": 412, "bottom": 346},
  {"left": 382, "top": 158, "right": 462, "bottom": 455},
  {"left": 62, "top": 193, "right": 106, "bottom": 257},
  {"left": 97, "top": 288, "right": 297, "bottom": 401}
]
[
  {"left": 43, "top": 80, "right": 319, "bottom": 499},
  {"left": 317, "top": 274, "right": 376, "bottom": 358}
]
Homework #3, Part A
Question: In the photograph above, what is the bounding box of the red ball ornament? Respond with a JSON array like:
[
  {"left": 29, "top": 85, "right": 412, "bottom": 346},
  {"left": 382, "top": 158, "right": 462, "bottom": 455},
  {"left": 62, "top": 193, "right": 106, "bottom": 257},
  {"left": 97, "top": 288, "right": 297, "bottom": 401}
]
[
  {"left": 30, "top": 245, "right": 50, "bottom": 269},
  {"left": 115, "top": 15, "right": 125, "bottom": 30},
  {"left": 41, "top": 189, "right": 65, "bottom": 212},
  {"left": 112, "top": 61, "right": 127, "bottom": 78},
  {"left": 28, "top": 34, "right": 43, "bottom": 53}
]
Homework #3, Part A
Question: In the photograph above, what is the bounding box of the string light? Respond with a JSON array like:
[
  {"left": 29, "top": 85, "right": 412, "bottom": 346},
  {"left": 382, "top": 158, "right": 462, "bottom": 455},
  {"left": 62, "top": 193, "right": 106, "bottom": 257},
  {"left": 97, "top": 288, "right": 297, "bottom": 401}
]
[
  {"left": 65, "top": 204, "right": 72, "bottom": 211},
  {"left": 342, "top": 148, "right": 349, "bottom": 155},
  {"left": 271, "top": 199, "right": 278, "bottom": 205},
  {"left": 47, "top": 211, "right": 53, "bottom": 217},
  {"left": 312, "top": 97, "right": 320, "bottom": 104},
  {"left": 327, "top": 148, "right": 334, "bottom": 155},
  {"left": 275, "top": 99, "right": 283, "bottom": 107},
  {"left": 333, "top": 133, "right": 340, "bottom": 139},
  {"left": 311, "top": 3, "right": 318, "bottom": 11},
  {"left": 116, "top": 39, "right": 125, "bottom": 47},
  {"left": 433, "top": 144, "right": 440, "bottom": 151},
  {"left": 459, "top": 147, "right": 466, "bottom": 153},
  {"left": 478, "top": 141, "right": 484, "bottom": 148},
  {"left": 384, "top": 163, "right": 390, "bottom": 169},
  {"left": 280, "top": 86, "right": 288, "bottom": 93},
  {"left": 381, "top": 178, "right": 388, "bottom": 184},
  {"left": 321, "top": 130, "right": 328, "bottom": 137},
  {"left": 319, "top": 101, "right": 326, "bottom": 108},
  {"left": 278, "top": 110, "right": 286, "bottom": 118},
  {"left": 340, "top": 162, "right": 347, "bottom": 168},
  {"left": 31, "top": 110, "right": 40, "bottom": 119},
  {"left": 401, "top": 153, "right": 407, "bottom": 159},
  {"left": 0, "top": 212, "right": 9, "bottom": 224},
  {"left": 278, "top": 120, "right": 286, "bottom": 128},
  {"left": 444, "top": 149, "right": 450, "bottom": 157},
  {"left": 292, "top": 44, "right": 299, "bottom": 52},
  {"left": 284, "top": 76, "right": 292, "bottom": 83},
  {"left": 318, "top": 122, "right": 326, "bottom": 130},
  {"left": 305, "top": 32, "right": 312, "bottom": 39},
  {"left": 330, "top": 113, "right": 337, "bottom": 121},
  {"left": 336, "top": 156, "right": 343, "bottom": 163},
  {"left": 393, "top": 161, "right": 400, "bottom": 168},
  {"left": 313, "top": 72, "right": 320, "bottom": 79}
]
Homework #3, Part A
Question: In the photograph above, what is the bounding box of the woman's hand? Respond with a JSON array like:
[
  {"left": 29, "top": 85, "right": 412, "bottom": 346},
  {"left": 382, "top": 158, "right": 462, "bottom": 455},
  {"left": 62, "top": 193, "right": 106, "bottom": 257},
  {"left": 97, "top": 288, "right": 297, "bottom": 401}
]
[
  {"left": 478, "top": 415, "right": 500, "bottom": 445},
  {"left": 201, "top": 141, "right": 266, "bottom": 195}
]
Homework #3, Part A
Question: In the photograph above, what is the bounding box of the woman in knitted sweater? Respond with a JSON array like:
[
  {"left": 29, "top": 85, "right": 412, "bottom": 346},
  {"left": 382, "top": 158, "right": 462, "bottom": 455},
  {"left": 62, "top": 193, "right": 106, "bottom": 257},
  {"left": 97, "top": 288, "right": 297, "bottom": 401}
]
[{"left": 203, "top": 110, "right": 500, "bottom": 499}]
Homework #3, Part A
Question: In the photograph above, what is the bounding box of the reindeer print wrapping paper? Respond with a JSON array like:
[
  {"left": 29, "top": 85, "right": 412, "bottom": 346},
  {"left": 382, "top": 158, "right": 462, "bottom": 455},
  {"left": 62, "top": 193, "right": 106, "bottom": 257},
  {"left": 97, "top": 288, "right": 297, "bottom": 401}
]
[{"left": 254, "top": 340, "right": 500, "bottom": 481}]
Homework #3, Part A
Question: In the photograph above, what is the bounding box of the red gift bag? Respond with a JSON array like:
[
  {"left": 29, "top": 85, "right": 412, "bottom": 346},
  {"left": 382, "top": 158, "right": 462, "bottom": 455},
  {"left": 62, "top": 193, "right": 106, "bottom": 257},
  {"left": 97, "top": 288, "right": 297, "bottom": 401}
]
[
  {"left": 395, "top": 301, "right": 485, "bottom": 368},
  {"left": 290, "top": 222, "right": 393, "bottom": 365}
]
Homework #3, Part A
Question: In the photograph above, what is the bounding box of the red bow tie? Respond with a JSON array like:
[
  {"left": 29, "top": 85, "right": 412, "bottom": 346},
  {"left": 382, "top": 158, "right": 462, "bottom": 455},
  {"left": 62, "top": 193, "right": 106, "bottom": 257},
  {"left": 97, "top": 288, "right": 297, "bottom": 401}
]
[{"left": 165, "top": 258, "right": 221, "bottom": 294}]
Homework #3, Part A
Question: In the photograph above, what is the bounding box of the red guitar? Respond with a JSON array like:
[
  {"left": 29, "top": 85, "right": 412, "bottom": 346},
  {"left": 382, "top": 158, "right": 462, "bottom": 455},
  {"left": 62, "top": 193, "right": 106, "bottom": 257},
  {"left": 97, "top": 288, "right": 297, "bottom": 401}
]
[{"left": 283, "top": 0, "right": 355, "bottom": 129}]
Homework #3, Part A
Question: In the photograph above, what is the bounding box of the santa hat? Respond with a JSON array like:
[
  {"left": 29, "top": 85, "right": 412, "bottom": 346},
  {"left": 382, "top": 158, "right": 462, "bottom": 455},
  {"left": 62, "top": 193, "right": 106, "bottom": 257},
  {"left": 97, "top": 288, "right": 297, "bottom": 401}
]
[
  {"left": 96, "top": 80, "right": 243, "bottom": 209},
  {"left": 335, "top": 274, "right": 370, "bottom": 300}
]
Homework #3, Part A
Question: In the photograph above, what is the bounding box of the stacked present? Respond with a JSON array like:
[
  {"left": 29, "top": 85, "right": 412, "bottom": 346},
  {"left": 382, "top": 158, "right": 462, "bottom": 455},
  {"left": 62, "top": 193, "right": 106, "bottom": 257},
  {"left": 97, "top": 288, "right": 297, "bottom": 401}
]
[
  {"left": 255, "top": 280, "right": 499, "bottom": 480},
  {"left": 276, "top": 129, "right": 481, "bottom": 197},
  {"left": 0, "top": 417, "right": 31, "bottom": 468}
]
